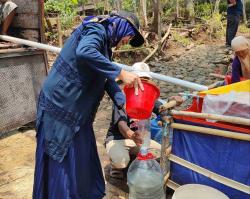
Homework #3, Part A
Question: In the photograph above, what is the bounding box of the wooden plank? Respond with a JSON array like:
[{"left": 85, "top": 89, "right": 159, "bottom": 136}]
[
  {"left": 0, "top": 48, "right": 44, "bottom": 58},
  {"left": 0, "top": 42, "right": 22, "bottom": 50},
  {"left": 12, "top": 13, "right": 39, "bottom": 29},
  {"left": 57, "top": 18, "right": 63, "bottom": 47}
]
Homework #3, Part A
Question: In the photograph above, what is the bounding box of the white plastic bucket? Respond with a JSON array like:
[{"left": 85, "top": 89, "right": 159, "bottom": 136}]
[{"left": 172, "top": 184, "right": 229, "bottom": 199}]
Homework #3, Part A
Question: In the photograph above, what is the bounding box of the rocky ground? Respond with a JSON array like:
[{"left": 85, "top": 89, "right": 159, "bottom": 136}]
[
  {"left": 0, "top": 43, "right": 236, "bottom": 199},
  {"left": 149, "top": 44, "right": 232, "bottom": 99}
]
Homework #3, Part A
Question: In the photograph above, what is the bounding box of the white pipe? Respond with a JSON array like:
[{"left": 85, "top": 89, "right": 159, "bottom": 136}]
[
  {"left": 115, "top": 62, "right": 208, "bottom": 91},
  {"left": 0, "top": 35, "right": 208, "bottom": 91},
  {"left": 0, "top": 35, "right": 61, "bottom": 53}
]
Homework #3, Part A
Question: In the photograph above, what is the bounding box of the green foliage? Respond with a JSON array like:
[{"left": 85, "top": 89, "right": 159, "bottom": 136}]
[
  {"left": 122, "top": 0, "right": 134, "bottom": 12},
  {"left": 172, "top": 31, "right": 191, "bottom": 47},
  {"left": 45, "top": 0, "right": 78, "bottom": 29},
  {"left": 162, "top": 0, "right": 177, "bottom": 16},
  {"left": 195, "top": 3, "right": 212, "bottom": 20},
  {"left": 96, "top": 1, "right": 104, "bottom": 9},
  {"left": 219, "top": 1, "right": 228, "bottom": 13},
  {"left": 238, "top": 24, "right": 250, "bottom": 33},
  {"left": 207, "top": 12, "right": 224, "bottom": 38},
  {"left": 194, "top": 2, "right": 225, "bottom": 39}
]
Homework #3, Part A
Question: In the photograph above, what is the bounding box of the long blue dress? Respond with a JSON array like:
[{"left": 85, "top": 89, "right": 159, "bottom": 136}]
[
  {"left": 33, "top": 19, "right": 126, "bottom": 199},
  {"left": 33, "top": 113, "right": 105, "bottom": 199}
]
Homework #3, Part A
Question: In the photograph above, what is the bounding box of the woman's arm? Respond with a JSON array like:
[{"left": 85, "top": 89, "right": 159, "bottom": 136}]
[
  {"left": 76, "top": 24, "right": 121, "bottom": 79},
  {"left": 105, "top": 79, "right": 125, "bottom": 108},
  {"left": 76, "top": 24, "right": 143, "bottom": 92}
]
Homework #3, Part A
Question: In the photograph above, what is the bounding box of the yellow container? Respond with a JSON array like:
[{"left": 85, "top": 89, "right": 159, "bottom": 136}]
[{"left": 199, "top": 80, "right": 250, "bottom": 96}]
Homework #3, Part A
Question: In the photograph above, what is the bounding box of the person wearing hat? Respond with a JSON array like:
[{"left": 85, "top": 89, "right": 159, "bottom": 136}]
[
  {"left": 105, "top": 62, "right": 162, "bottom": 179},
  {"left": 208, "top": 36, "right": 250, "bottom": 89},
  {"left": 231, "top": 36, "right": 250, "bottom": 83},
  {"left": 33, "top": 11, "right": 145, "bottom": 199}
]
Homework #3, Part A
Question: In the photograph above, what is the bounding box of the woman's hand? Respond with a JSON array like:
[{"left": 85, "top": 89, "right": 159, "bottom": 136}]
[{"left": 118, "top": 69, "right": 144, "bottom": 95}]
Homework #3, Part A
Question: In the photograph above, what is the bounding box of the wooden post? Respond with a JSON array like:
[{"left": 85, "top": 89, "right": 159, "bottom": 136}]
[
  {"left": 171, "top": 123, "right": 250, "bottom": 141},
  {"left": 140, "top": 0, "right": 148, "bottom": 27},
  {"left": 176, "top": 0, "right": 179, "bottom": 18},
  {"left": 160, "top": 121, "right": 170, "bottom": 175},
  {"left": 57, "top": 17, "right": 63, "bottom": 47},
  {"left": 152, "top": 0, "right": 161, "bottom": 38}
]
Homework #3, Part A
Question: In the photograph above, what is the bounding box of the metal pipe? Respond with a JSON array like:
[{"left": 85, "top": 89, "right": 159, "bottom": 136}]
[{"left": 0, "top": 35, "right": 208, "bottom": 91}]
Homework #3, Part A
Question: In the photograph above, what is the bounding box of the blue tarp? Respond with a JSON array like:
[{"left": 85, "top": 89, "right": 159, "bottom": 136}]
[{"left": 170, "top": 119, "right": 250, "bottom": 199}]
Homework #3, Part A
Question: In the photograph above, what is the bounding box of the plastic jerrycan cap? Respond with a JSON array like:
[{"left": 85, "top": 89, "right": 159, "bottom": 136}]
[{"left": 137, "top": 152, "right": 155, "bottom": 160}]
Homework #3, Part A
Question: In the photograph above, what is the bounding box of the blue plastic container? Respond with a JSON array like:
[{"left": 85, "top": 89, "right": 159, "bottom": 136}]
[{"left": 150, "top": 118, "right": 162, "bottom": 144}]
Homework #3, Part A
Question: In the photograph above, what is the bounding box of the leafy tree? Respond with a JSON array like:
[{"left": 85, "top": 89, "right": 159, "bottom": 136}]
[{"left": 45, "top": 0, "right": 79, "bottom": 29}]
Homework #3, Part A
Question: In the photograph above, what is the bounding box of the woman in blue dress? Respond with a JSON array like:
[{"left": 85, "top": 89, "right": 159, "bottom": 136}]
[{"left": 33, "top": 11, "right": 145, "bottom": 199}]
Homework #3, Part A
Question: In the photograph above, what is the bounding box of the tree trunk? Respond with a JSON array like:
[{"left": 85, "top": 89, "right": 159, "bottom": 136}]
[
  {"left": 185, "top": 0, "right": 195, "bottom": 24},
  {"left": 152, "top": 0, "right": 161, "bottom": 38},
  {"left": 176, "top": 0, "right": 179, "bottom": 18},
  {"left": 214, "top": 0, "right": 221, "bottom": 13},
  {"left": 105, "top": 0, "right": 109, "bottom": 13},
  {"left": 114, "top": 0, "right": 122, "bottom": 11},
  {"left": 139, "top": 0, "right": 148, "bottom": 27},
  {"left": 242, "top": 0, "right": 248, "bottom": 24},
  {"left": 133, "top": 0, "right": 137, "bottom": 14}
]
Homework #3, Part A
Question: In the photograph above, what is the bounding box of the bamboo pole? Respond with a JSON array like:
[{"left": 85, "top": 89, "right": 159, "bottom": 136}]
[
  {"left": 160, "top": 121, "right": 171, "bottom": 175},
  {"left": 209, "top": 73, "right": 225, "bottom": 79},
  {"left": 57, "top": 17, "right": 63, "bottom": 47},
  {"left": 169, "top": 154, "right": 250, "bottom": 194},
  {"left": 171, "top": 110, "right": 250, "bottom": 126},
  {"left": 166, "top": 179, "right": 180, "bottom": 191},
  {"left": 171, "top": 123, "right": 250, "bottom": 141}
]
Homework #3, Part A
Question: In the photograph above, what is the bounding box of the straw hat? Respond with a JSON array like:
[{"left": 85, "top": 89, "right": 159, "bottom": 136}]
[{"left": 132, "top": 62, "right": 152, "bottom": 79}]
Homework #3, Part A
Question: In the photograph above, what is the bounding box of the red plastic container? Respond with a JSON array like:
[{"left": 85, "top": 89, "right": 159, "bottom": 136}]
[{"left": 124, "top": 80, "right": 160, "bottom": 119}]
